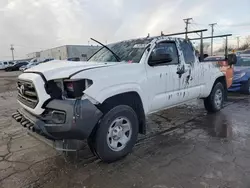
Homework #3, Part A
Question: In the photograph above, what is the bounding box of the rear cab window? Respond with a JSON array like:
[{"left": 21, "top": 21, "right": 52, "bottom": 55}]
[{"left": 179, "top": 40, "right": 195, "bottom": 64}]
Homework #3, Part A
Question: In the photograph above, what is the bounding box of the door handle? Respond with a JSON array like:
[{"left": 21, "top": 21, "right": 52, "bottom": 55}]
[
  {"left": 176, "top": 64, "right": 187, "bottom": 75},
  {"left": 176, "top": 67, "right": 187, "bottom": 78},
  {"left": 176, "top": 69, "right": 185, "bottom": 75}
]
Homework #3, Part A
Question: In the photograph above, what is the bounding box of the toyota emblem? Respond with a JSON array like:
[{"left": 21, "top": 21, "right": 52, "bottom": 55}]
[{"left": 20, "top": 85, "right": 25, "bottom": 95}]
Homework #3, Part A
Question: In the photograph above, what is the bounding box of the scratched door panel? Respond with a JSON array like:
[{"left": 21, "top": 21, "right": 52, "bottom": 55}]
[
  {"left": 152, "top": 41, "right": 181, "bottom": 110},
  {"left": 146, "top": 41, "right": 181, "bottom": 113},
  {"left": 165, "top": 64, "right": 183, "bottom": 107},
  {"left": 177, "top": 40, "right": 202, "bottom": 102}
]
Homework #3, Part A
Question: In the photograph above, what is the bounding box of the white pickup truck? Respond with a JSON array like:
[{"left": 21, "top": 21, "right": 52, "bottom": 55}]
[{"left": 12, "top": 36, "right": 236, "bottom": 162}]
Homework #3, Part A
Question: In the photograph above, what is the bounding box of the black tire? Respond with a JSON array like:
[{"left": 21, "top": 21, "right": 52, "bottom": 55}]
[
  {"left": 88, "top": 105, "right": 139, "bottom": 163},
  {"left": 204, "top": 82, "right": 225, "bottom": 113},
  {"left": 241, "top": 79, "right": 250, "bottom": 95}
]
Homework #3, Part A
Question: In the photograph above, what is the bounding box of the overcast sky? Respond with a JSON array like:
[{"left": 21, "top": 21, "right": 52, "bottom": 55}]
[{"left": 0, "top": 0, "right": 250, "bottom": 60}]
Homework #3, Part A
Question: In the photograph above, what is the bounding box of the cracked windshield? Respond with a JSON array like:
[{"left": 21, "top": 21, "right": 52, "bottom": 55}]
[{"left": 0, "top": 0, "right": 250, "bottom": 188}]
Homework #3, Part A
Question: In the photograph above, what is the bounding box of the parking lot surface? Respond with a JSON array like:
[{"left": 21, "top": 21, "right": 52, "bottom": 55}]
[{"left": 0, "top": 71, "right": 250, "bottom": 188}]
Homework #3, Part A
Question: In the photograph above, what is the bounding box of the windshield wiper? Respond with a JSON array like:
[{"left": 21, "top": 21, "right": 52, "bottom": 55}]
[{"left": 90, "top": 38, "right": 121, "bottom": 62}]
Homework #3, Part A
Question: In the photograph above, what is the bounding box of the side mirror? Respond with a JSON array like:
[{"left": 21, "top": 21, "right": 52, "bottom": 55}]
[
  {"left": 204, "top": 54, "right": 209, "bottom": 59},
  {"left": 149, "top": 53, "right": 173, "bottom": 66},
  {"left": 227, "top": 54, "right": 237, "bottom": 65}
]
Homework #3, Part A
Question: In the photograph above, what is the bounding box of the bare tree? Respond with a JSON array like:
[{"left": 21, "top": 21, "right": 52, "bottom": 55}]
[
  {"left": 203, "top": 42, "right": 210, "bottom": 52},
  {"left": 238, "top": 35, "right": 250, "bottom": 50},
  {"left": 246, "top": 35, "right": 250, "bottom": 45}
]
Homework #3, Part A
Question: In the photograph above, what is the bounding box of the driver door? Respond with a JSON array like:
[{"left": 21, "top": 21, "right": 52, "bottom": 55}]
[{"left": 146, "top": 41, "right": 180, "bottom": 113}]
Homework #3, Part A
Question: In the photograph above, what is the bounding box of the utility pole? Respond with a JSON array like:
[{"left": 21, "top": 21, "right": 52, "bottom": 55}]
[
  {"left": 10, "top": 44, "right": 14, "bottom": 61},
  {"left": 225, "top": 36, "right": 228, "bottom": 58},
  {"left": 209, "top": 23, "right": 217, "bottom": 56},
  {"left": 183, "top": 18, "right": 193, "bottom": 39},
  {"left": 236, "top": 36, "right": 240, "bottom": 49}
]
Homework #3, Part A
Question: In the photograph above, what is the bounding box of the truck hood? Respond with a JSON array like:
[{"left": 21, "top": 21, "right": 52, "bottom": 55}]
[{"left": 25, "top": 60, "right": 117, "bottom": 80}]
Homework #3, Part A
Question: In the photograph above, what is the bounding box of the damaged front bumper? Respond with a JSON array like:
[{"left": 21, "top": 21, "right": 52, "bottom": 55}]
[{"left": 12, "top": 99, "right": 103, "bottom": 141}]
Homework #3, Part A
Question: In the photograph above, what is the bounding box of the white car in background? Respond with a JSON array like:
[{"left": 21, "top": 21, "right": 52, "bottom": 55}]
[
  {"left": 20, "top": 61, "right": 40, "bottom": 71},
  {"left": 0, "top": 61, "right": 15, "bottom": 69},
  {"left": 0, "top": 62, "right": 6, "bottom": 70}
]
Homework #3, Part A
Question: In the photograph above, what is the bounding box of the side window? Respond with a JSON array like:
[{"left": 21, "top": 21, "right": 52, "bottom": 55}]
[
  {"left": 180, "top": 40, "right": 195, "bottom": 64},
  {"left": 148, "top": 42, "right": 179, "bottom": 66},
  {"left": 3, "top": 62, "right": 7, "bottom": 65}
]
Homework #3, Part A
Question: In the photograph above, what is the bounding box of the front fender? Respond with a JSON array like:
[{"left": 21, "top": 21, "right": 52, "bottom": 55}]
[
  {"left": 242, "top": 72, "right": 250, "bottom": 82},
  {"left": 84, "top": 83, "right": 149, "bottom": 114}
]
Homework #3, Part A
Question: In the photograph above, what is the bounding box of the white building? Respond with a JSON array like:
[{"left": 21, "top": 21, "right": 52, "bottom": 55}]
[
  {"left": 26, "top": 52, "right": 40, "bottom": 59},
  {"left": 38, "top": 45, "right": 101, "bottom": 61}
]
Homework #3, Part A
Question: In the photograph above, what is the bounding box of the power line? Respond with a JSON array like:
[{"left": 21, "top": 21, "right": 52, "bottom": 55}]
[
  {"left": 191, "top": 22, "right": 206, "bottom": 26},
  {"left": 0, "top": 55, "right": 24, "bottom": 58},
  {"left": 214, "top": 25, "right": 227, "bottom": 35},
  {"left": 189, "top": 24, "right": 201, "bottom": 37},
  {"left": 219, "top": 23, "right": 250, "bottom": 27},
  {"left": 14, "top": 44, "right": 47, "bottom": 50},
  {"left": 193, "top": 22, "right": 250, "bottom": 27},
  {"left": 191, "top": 22, "right": 201, "bottom": 29},
  {"left": 230, "top": 33, "right": 250, "bottom": 36}
]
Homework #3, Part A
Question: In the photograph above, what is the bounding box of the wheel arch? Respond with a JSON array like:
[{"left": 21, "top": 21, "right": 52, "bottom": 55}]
[
  {"left": 85, "top": 82, "right": 149, "bottom": 112},
  {"left": 97, "top": 91, "right": 146, "bottom": 135},
  {"left": 200, "top": 75, "right": 227, "bottom": 100},
  {"left": 210, "top": 76, "right": 227, "bottom": 100}
]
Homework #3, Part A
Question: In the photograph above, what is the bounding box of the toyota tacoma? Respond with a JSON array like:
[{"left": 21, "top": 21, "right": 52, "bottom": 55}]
[{"left": 12, "top": 36, "right": 236, "bottom": 162}]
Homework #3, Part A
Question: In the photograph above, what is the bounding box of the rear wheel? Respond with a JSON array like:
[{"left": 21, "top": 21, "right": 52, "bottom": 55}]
[
  {"left": 204, "top": 82, "right": 225, "bottom": 113},
  {"left": 88, "top": 105, "right": 138, "bottom": 162},
  {"left": 241, "top": 79, "right": 250, "bottom": 95}
]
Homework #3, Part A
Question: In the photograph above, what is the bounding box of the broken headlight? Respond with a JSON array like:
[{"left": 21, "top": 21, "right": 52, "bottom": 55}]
[
  {"left": 46, "top": 80, "right": 63, "bottom": 99},
  {"left": 64, "top": 79, "right": 93, "bottom": 98}
]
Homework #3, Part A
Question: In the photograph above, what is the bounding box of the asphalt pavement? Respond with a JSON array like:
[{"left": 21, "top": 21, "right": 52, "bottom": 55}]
[{"left": 0, "top": 72, "right": 250, "bottom": 188}]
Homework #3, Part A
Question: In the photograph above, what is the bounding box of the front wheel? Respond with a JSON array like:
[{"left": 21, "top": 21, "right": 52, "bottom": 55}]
[
  {"left": 88, "top": 105, "right": 139, "bottom": 163},
  {"left": 204, "top": 82, "right": 225, "bottom": 113}
]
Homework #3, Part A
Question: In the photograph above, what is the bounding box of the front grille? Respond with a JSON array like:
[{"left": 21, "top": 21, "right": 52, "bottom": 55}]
[{"left": 17, "top": 80, "right": 38, "bottom": 109}]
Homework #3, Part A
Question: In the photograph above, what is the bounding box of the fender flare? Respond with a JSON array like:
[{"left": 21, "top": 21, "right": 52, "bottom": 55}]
[
  {"left": 84, "top": 83, "right": 149, "bottom": 114},
  {"left": 205, "top": 75, "right": 227, "bottom": 98}
]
